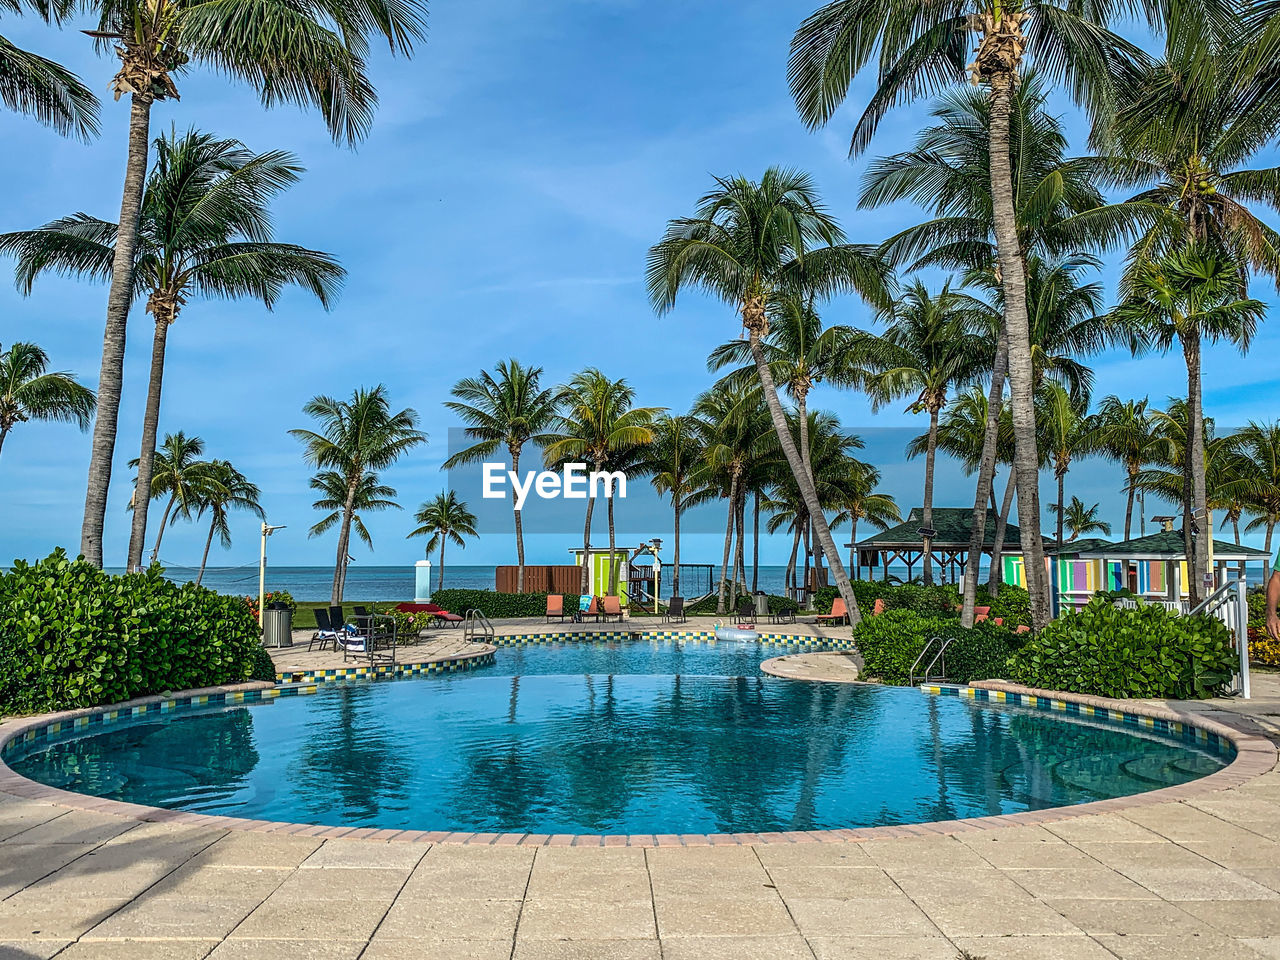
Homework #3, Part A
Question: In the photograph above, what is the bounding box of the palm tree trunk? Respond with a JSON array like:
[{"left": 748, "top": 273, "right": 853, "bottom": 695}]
[
  {"left": 0, "top": 426, "right": 8, "bottom": 460},
  {"left": 82, "top": 95, "right": 153, "bottom": 568},
  {"left": 747, "top": 329, "right": 860, "bottom": 624},
  {"left": 961, "top": 335, "right": 1007, "bottom": 625},
  {"left": 672, "top": 497, "right": 682, "bottom": 597},
  {"left": 787, "top": 525, "right": 801, "bottom": 595},
  {"left": 1124, "top": 469, "right": 1137, "bottom": 541},
  {"left": 1056, "top": 468, "right": 1066, "bottom": 547},
  {"left": 439, "top": 536, "right": 446, "bottom": 590},
  {"left": 1266, "top": 520, "right": 1275, "bottom": 556},
  {"left": 849, "top": 517, "right": 860, "bottom": 581},
  {"left": 717, "top": 472, "right": 739, "bottom": 614},
  {"left": 127, "top": 316, "right": 171, "bottom": 571},
  {"left": 333, "top": 476, "right": 358, "bottom": 604},
  {"left": 752, "top": 489, "right": 760, "bottom": 593},
  {"left": 512, "top": 447, "right": 525, "bottom": 593},
  {"left": 922, "top": 404, "right": 941, "bottom": 586},
  {"left": 988, "top": 468, "right": 1017, "bottom": 596},
  {"left": 1184, "top": 332, "right": 1209, "bottom": 606},
  {"left": 150, "top": 494, "right": 176, "bottom": 564},
  {"left": 731, "top": 487, "right": 746, "bottom": 609},
  {"left": 607, "top": 494, "right": 617, "bottom": 596},
  {"left": 1233, "top": 513, "right": 1241, "bottom": 545},
  {"left": 580, "top": 492, "right": 596, "bottom": 596},
  {"left": 802, "top": 520, "right": 811, "bottom": 601},
  {"left": 988, "top": 72, "right": 1050, "bottom": 629},
  {"left": 196, "top": 517, "right": 216, "bottom": 586}
]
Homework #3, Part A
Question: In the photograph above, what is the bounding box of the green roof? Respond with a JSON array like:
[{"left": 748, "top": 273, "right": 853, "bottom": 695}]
[
  {"left": 1070, "top": 529, "right": 1271, "bottom": 559},
  {"left": 856, "top": 507, "right": 1022, "bottom": 550},
  {"left": 1047, "top": 537, "right": 1113, "bottom": 555}
]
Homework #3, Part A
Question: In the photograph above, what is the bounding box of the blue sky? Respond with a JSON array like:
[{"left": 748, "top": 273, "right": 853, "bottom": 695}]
[{"left": 2, "top": 0, "right": 1279, "bottom": 572}]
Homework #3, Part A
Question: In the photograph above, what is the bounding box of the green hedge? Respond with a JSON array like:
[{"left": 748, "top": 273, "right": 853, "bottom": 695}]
[
  {"left": 814, "top": 582, "right": 960, "bottom": 617},
  {"left": 1008, "top": 598, "right": 1236, "bottom": 699},
  {"left": 0, "top": 551, "right": 269, "bottom": 715},
  {"left": 975, "top": 583, "right": 1031, "bottom": 627},
  {"left": 853, "top": 609, "right": 1026, "bottom": 685},
  {"left": 430, "top": 589, "right": 582, "bottom": 619},
  {"left": 686, "top": 593, "right": 798, "bottom": 616}
]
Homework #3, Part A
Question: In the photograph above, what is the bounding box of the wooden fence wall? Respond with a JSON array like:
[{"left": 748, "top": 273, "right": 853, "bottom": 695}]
[{"left": 495, "top": 565, "right": 582, "bottom": 594}]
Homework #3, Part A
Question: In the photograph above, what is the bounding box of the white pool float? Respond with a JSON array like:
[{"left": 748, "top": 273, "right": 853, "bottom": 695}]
[{"left": 714, "top": 621, "right": 759, "bottom": 642}]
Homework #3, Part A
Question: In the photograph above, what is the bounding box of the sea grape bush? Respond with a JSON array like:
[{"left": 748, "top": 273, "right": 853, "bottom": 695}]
[
  {"left": 852, "top": 610, "right": 1026, "bottom": 685},
  {"left": 0, "top": 550, "right": 267, "bottom": 715}
]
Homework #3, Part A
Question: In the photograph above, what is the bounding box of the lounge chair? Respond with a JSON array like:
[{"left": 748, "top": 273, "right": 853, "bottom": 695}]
[
  {"left": 575, "top": 596, "right": 600, "bottom": 623},
  {"left": 663, "top": 597, "right": 687, "bottom": 623},
  {"left": 308, "top": 607, "right": 341, "bottom": 651},
  {"left": 872, "top": 598, "right": 886, "bottom": 616},
  {"left": 974, "top": 605, "right": 991, "bottom": 623},
  {"left": 602, "top": 595, "right": 624, "bottom": 623},
  {"left": 768, "top": 599, "right": 796, "bottom": 625},
  {"left": 816, "top": 597, "right": 849, "bottom": 626},
  {"left": 546, "top": 594, "right": 566, "bottom": 623},
  {"left": 1015, "top": 624, "right": 1031, "bottom": 634},
  {"left": 735, "top": 596, "right": 756, "bottom": 627}
]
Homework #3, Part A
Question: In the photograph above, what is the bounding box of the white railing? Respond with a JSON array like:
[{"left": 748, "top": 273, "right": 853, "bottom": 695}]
[{"left": 1189, "top": 577, "right": 1251, "bottom": 699}]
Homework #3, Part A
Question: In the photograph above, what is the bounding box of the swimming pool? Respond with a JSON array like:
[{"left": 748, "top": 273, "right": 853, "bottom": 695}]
[{"left": 6, "top": 638, "right": 1230, "bottom": 835}]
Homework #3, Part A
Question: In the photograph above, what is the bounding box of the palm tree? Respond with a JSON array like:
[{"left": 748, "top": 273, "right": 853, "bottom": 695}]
[
  {"left": 407, "top": 491, "right": 477, "bottom": 591},
  {"left": 544, "top": 369, "right": 658, "bottom": 596},
  {"left": 442, "top": 360, "right": 560, "bottom": 593},
  {"left": 789, "top": 0, "right": 1139, "bottom": 628},
  {"left": 193, "top": 460, "right": 263, "bottom": 584},
  {"left": 67, "top": 0, "right": 426, "bottom": 569},
  {"left": 0, "top": 23, "right": 97, "bottom": 140},
  {"left": 290, "top": 385, "right": 426, "bottom": 603},
  {"left": 864, "top": 279, "right": 988, "bottom": 584},
  {"left": 648, "top": 167, "right": 889, "bottom": 625},
  {"left": 1049, "top": 496, "right": 1112, "bottom": 542},
  {"left": 130, "top": 430, "right": 205, "bottom": 564},
  {"left": 307, "top": 470, "right": 400, "bottom": 581},
  {"left": 1037, "top": 382, "right": 1093, "bottom": 548},
  {"left": 833, "top": 462, "right": 900, "bottom": 581},
  {"left": 0, "top": 341, "right": 95, "bottom": 461},
  {"left": 1, "top": 128, "right": 343, "bottom": 570},
  {"left": 1109, "top": 245, "right": 1264, "bottom": 603},
  {"left": 642, "top": 413, "right": 709, "bottom": 599},
  {"left": 1090, "top": 396, "right": 1155, "bottom": 540},
  {"left": 1231, "top": 422, "right": 1280, "bottom": 554}
]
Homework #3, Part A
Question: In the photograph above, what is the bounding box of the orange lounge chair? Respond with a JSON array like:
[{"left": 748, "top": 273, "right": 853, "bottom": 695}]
[
  {"left": 816, "top": 597, "right": 849, "bottom": 625},
  {"left": 1015, "top": 624, "right": 1031, "bottom": 634},
  {"left": 872, "top": 598, "right": 886, "bottom": 616},
  {"left": 602, "top": 595, "right": 624, "bottom": 623},
  {"left": 546, "top": 594, "right": 565, "bottom": 623},
  {"left": 974, "top": 605, "right": 991, "bottom": 623}
]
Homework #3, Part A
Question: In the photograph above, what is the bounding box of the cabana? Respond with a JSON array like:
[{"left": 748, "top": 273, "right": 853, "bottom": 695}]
[{"left": 852, "top": 507, "right": 1023, "bottom": 583}]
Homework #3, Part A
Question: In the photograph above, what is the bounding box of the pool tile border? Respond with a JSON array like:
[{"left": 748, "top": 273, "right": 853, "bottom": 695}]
[
  {"left": 276, "top": 645, "right": 496, "bottom": 685},
  {"left": 0, "top": 673, "right": 1272, "bottom": 847}
]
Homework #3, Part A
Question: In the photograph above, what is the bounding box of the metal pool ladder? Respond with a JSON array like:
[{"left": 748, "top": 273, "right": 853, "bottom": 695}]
[
  {"left": 910, "top": 635, "right": 953, "bottom": 686},
  {"left": 463, "top": 609, "right": 495, "bottom": 643}
]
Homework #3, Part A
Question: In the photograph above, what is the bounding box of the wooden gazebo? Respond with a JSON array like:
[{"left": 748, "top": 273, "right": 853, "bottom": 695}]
[{"left": 851, "top": 507, "right": 1023, "bottom": 583}]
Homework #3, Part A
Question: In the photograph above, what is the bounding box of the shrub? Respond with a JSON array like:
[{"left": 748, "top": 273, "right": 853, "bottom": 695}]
[
  {"left": 244, "top": 589, "right": 296, "bottom": 621},
  {"left": 815, "top": 582, "right": 962, "bottom": 617},
  {"left": 248, "top": 644, "right": 279, "bottom": 682},
  {"left": 430, "top": 589, "right": 581, "bottom": 620},
  {"left": 1008, "top": 597, "right": 1236, "bottom": 699},
  {"left": 976, "top": 583, "right": 1031, "bottom": 627},
  {"left": 0, "top": 550, "right": 268, "bottom": 715},
  {"left": 853, "top": 610, "right": 1025, "bottom": 685}
]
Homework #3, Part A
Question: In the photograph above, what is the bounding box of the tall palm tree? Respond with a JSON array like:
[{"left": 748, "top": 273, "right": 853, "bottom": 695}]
[
  {"left": 864, "top": 279, "right": 988, "bottom": 584},
  {"left": 442, "top": 360, "right": 560, "bottom": 593},
  {"left": 1, "top": 128, "right": 343, "bottom": 570},
  {"left": 290, "top": 386, "right": 426, "bottom": 603},
  {"left": 642, "top": 413, "right": 709, "bottom": 599},
  {"left": 307, "top": 470, "right": 400, "bottom": 584},
  {"left": 833, "top": 461, "right": 900, "bottom": 581},
  {"left": 789, "top": 0, "right": 1140, "bottom": 628},
  {"left": 1049, "top": 496, "right": 1112, "bottom": 542},
  {"left": 193, "top": 460, "right": 262, "bottom": 584},
  {"left": 1109, "top": 245, "right": 1263, "bottom": 603},
  {"left": 0, "top": 341, "right": 95, "bottom": 461},
  {"left": 1037, "top": 383, "right": 1093, "bottom": 547},
  {"left": 407, "top": 491, "right": 477, "bottom": 591},
  {"left": 0, "top": 17, "right": 97, "bottom": 140},
  {"left": 1090, "top": 395, "right": 1155, "bottom": 540},
  {"left": 648, "top": 167, "right": 890, "bottom": 625},
  {"left": 544, "top": 369, "right": 658, "bottom": 596},
  {"left": 69, "top": 0, "right": 426, "bottom": 569},
  {"left": 1231, "top": 421, "right": 1280, "bottom": 554},
  {"left": 130, "top": 430, "right": 205, "bottom": 564}
]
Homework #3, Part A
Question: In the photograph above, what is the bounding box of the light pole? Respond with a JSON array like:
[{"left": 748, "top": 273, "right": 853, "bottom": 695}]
[{"left": 258, "top": 522, "right": 286, "bottom": 627}]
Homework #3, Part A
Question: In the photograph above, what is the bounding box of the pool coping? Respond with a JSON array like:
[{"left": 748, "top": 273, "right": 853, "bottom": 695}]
[{"left": 0, "top": 668, "right": 1273, "bottom": 847}]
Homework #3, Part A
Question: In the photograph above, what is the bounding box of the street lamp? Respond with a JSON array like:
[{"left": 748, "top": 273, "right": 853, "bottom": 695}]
[{"left": 258, "top": 523, "right": 286, "bottom": 627}]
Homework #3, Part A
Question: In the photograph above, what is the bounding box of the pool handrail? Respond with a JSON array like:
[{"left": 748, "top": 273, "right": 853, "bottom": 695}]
[{"left": 910, "top": 635, "right": 952, "bottom": 686}]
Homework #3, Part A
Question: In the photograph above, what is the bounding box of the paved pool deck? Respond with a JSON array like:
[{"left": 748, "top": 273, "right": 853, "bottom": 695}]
[{"left": 3, "top": 629, "right": 1280, "bottom": 959}]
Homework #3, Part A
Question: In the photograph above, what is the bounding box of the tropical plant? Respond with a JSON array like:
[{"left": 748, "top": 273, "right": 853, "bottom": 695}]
[
  {"left": 192, "top": 460, "right": 263, "bottom": 584},
  {"left": 442, "top": 360, "right": 560, "bottom": 593},
  {"left": 864, "top": 279, "right": 989, "bottom": 584},
  {"left": 1036, "top": 382, "right": 1094, "bottom": 547},
  {"left": 789, "top": 0, "right": 1140, "bottom": 628},
  {"left": 0, "top": 341, "right": 95, "bottom": 461},
  {"left": 0, "top": 9, "right": 98, "bottom": 141},
  {"left": 833, "top": 461, "right": 900, "bottom": 581},
  {"left": 1049, "top": 495, "right": 1112, "bottom": 542},
  {"left": 64, "top": 0, "right": 425, "bottom": 569},
  {"left": 0, "top": 128, "right": 343, "bottom": 570},
  {"left": 129, "top": 430, "right": 205, "bottom": 564},
  {"left": 1230, "top": 421, "right": 1280, "bottom": 554},
  {"left": 1089, "top": 396, "right": 1156, "bottom": 539},
  {"left": 1109, "top": 245, "right": 1264, "bottom": 603},
  {"left": 642, "top": 413, "right": 708, "bottom": 598},
  {"left": 291, "top": 385, "right": 426, "bottom": 603},
  {"left": 407, "top": 490, "right": 477, "bottom": 591},
  {"left": 543, "top": 369, "right": 658, "bottom": 596},
  {"left": 648, "top": 167, "right": 889, "bottom": 625},
  {"left": 307, "top": 469, "right": 400, "bottom": 579}
]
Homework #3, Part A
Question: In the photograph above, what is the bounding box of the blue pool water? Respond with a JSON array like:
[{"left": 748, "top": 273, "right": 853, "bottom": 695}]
[{"left": 8, "top": 640, "right": 1228, "bottom": 834}]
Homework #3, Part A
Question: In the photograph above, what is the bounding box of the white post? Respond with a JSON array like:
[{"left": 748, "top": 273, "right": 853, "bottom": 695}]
[
  {"left": 258, "top": 523, "right": 268, "bottom": 629},
  {"left": 1237, "top": 577, "right": 1251, "bottom": 699},
  {"left": 415, "top": 559, "right": 432, "bottom": 602}
]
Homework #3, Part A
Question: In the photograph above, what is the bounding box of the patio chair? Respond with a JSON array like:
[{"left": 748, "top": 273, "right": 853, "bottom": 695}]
[
  {"left": 308, "top": 607, "right": 341, "bottom": 651},
  {"left": 816, "top": 597, "right": 849, "bottom": 626},
  {"left": 602, "top": 595, "right": 624, "bottom": 623},
  {"left": 576, "top": 596, "right": 601, "bottom": 623},
  {"left": 974, "top": 605, "right": 991, "bottom": 623},
  {"left": 768, "top": 598, "right": 796, "bottom": 625},
  {"left": 546, "top": 594, "right": 566, "bottom": 623},
  {"left": 735, "top": 596, "right": 756, "bottom": 627},
  {"left": 663, "top": 597, "right": 686, "bottom": 624},
  {"left": 428, "top": 604, "right": 465, "bottom": 627},
  {"left": 872, "top": 598, "right": 886, "bottom": 616}
]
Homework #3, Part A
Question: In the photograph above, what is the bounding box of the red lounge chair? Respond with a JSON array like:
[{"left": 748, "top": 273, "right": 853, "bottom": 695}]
[
  {"left": 392, "top": 601, "right": 464, "bottom": 626},
  {"left": 546, "top": 594, "right": 565, "bottom": 623},
  {"left": 602, "top": 595, "right": 624, "bottom": 623},
  {"left": 872, "top": 598, "right": 886, "bottom": 616},
  {"left": 816, "top": 597, "right": 849, "bottom": 625},
  {"left": 974, "top": 605, "right": 991, "bottom": 623},
  {"left": 993, "top": 617, "right": 1004, "bottom": 626}
]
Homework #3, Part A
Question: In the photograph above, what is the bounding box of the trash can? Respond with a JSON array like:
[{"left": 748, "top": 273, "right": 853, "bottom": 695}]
[
  {"left": 753, "top": 591, "right": 769, "bottom": 617},
  {"left": 263, "top": 606, "right": 293, "bottom": 648}
]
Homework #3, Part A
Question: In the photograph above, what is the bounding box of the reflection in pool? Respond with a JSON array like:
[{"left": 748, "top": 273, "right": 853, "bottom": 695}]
[{"left": 8, "top": 639, "right": 1228, "bottom": 834}]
